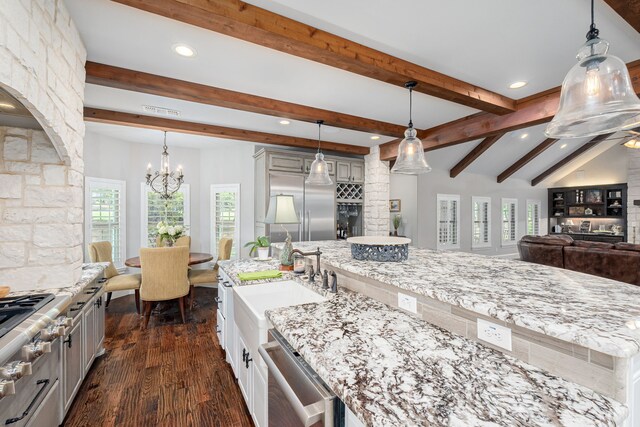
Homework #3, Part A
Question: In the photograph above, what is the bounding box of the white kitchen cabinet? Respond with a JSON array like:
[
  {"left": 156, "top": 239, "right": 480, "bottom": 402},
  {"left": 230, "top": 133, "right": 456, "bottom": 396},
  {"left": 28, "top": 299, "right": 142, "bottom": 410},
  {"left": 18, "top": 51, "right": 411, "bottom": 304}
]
[
  {"left": 83, "top": 301, "right": 96, "bottom": 375},
  {"left": 251, "top": 363, "right": 267, "bottom": 427},
  {"left": 94, "top": 295, "right": 105, "bottom": 355},
  {"left": 236, "top": 332, "right": 253, "bottom": 408},
  {"left": 26, "top": 379, "right": 60, "bottom": 427},
  {"left": 336, "top": 161, "right": 365, "bottom": 183},
  {"left": 350, "top": 162, "right": 364, "bottom": 183},
  {"left": 305, "top": 158, "right": 335, "bottom": 176},
  {"left": 268, "top": 153, "right": 304, "bottom": 173},
  {"left": 62, "top": 320, "right": 83, "bottom": 413},
  {"left": 216, "top": 310, "right": 225, "bottom": 348}
]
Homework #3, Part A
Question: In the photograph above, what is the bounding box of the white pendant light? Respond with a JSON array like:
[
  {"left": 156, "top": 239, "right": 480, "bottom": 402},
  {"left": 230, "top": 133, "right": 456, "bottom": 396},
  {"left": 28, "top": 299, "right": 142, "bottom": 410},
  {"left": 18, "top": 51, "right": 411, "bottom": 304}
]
[
  {"left": 305, "top": 120, "right": 333, "bottom": 185},
  {"left": 545, "top": 0, "right": 640, "bottom": 139},
  {"left": 391, "top": 81, "right": 431, "bottom": 174}
]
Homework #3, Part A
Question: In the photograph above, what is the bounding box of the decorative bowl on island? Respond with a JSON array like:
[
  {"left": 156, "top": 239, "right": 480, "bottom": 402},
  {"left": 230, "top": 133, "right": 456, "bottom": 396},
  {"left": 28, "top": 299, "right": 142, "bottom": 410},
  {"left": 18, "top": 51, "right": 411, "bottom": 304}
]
[{"left": 346, "top": 236, "right": 411, "bottom": 262}]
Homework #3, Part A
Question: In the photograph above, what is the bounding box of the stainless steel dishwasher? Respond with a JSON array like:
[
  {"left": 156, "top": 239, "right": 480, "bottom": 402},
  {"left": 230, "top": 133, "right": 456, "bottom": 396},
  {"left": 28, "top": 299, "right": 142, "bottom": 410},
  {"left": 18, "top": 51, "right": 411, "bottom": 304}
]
[{"left": 259, "top": 330, "right": 345, "bottom": 427}]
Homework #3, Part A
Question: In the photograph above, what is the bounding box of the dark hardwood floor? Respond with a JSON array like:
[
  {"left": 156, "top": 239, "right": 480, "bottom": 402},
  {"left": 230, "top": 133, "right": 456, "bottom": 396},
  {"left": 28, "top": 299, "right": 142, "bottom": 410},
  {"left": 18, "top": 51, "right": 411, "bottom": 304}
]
[{"left": 63, "top": 288, "right": 253, "bottom": 427}]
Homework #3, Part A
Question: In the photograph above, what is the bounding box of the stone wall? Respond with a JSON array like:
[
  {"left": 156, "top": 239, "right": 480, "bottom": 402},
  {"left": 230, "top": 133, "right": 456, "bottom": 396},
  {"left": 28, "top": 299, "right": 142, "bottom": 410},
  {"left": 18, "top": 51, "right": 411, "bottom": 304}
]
[
  {"left": 627, "top": 149, "right": 640, "bottom": 244},
  {"left": 364, "top": 146, "right": 390, "bottom": 236},
  {"left": 0, "top": 1, "right": 86, "bottom": 290}
]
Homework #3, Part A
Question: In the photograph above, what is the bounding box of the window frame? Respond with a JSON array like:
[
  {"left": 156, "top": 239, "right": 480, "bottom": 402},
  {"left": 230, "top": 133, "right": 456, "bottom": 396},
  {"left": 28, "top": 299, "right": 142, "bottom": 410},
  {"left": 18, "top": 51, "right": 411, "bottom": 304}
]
[
  {"left": 210, "top": 183, "right": 241, "bottom": 260},
  {"left": 501, "top": 198, "right": 518, "bottom": 247},
  {"left": 140, "top": 183, "right": 191, "bottom": 248},
  {"left": 471, "top": 196, "right": 492, "bottom": 249},
  {"left": 84, "top": 177, "right": 126, "bottom": 269},
  {"left": 436, "top": 194, "right": 461, "bottom": 250},
  {"left": 526, "top": 199, "right": 542, "bottom": 236}
]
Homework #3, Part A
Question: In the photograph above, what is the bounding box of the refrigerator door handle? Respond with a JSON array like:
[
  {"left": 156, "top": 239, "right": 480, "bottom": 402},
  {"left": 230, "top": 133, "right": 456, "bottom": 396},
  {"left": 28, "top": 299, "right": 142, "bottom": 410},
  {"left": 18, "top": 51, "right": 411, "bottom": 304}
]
[
  {"left": 298, "top": 210, "right": 302, "bottom": 242},
  {"left": 307, "top": 211, "right": 311, "bottom": 241}
]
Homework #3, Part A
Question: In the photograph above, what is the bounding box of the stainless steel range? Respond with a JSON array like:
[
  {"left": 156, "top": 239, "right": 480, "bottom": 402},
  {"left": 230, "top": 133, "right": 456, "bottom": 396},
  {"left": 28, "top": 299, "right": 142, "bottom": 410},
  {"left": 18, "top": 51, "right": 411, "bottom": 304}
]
[{"left": 0, "top": 293, "right": 72, "bottom": 426}]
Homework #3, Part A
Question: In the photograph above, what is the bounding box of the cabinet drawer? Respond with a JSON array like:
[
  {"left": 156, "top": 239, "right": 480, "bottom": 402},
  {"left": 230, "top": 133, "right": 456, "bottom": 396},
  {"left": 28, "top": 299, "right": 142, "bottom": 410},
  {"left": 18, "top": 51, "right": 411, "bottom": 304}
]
[
  {"left": 216, "top": 310, "right": 225, "bottom": 349},
  {"left": 268, "top": 154, "right": 303, "bottom": 173}
]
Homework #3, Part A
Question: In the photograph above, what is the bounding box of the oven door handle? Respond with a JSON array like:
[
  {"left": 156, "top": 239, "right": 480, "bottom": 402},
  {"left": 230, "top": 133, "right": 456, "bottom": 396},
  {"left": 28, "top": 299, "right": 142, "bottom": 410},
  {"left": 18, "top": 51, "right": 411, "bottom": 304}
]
[
  {"left": 5, "top": 379, "right": 50, "bottom": 425},
  {"left": 258, "top": 342, "right": 325, "bottom": 427}
]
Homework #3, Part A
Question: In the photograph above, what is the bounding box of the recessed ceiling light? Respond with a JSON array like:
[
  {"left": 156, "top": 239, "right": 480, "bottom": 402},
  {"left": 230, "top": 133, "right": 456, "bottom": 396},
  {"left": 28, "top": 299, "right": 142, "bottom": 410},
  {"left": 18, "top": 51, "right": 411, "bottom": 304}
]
[
  {"left": 0, "top": 102, "right": 16, "bottom": 110},
  {"left": 509, "top": 81, "right": 528, "bottom": 89},
  {"left": 279, "top": 120, "right": 290, "bottom": 125},
  {"left": 173, "top": 44, "right": 196, "bottom": 57},
  {"left": 560, "top": 143, "right": 568, "bottom": 149},
  {"left": 370, "top": 135, "right": 380, "bottom": 140},
  {"left": 520, "top": 133, "right": 529, "bottom": 139}
]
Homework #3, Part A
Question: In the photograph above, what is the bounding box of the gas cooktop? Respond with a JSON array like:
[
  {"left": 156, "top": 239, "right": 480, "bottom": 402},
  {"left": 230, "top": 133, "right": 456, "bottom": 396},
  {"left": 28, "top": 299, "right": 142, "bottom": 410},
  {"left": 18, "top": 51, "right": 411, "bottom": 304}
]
[{"left": 0, "top": 294, "right": 55, "bottom": 339}]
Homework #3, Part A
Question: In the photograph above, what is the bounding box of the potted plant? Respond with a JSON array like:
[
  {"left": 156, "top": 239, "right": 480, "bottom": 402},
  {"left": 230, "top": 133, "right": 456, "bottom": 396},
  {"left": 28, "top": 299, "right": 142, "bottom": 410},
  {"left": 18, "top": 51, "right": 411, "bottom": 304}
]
[
  {"left": 156, "top": 221, "right": 186, "bottom": 246},
  {"left": 245, "top": 236, "right": 270, "bottom": 260},
  {"left": 393, "top": 214, "right": 402, "bottom": 236}
]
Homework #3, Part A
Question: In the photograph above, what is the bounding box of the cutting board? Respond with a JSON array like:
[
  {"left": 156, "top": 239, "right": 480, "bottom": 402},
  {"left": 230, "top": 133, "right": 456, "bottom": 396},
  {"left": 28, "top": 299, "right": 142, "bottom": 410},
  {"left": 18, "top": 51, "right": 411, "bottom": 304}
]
[{"left": 0, "top": 286, "right": 10, "bottom": 298}]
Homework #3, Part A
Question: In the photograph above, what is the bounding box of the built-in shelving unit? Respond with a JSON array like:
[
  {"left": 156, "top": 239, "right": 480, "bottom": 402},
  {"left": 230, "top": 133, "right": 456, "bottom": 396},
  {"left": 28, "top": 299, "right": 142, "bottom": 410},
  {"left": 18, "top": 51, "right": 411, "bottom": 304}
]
[{"left": 548, "top": 183, "right": 627, "bottom": 243}]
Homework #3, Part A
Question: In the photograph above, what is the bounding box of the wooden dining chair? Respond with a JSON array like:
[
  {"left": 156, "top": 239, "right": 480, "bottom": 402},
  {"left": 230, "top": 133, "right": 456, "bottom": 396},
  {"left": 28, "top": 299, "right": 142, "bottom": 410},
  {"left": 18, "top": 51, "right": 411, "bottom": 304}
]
[
  {"left": 188, "top": 238, "right": 233, "bottom": 309},
  {"left": 139, "top": 246, "right": 190, "bottom": 328},
  {"left": 88, "top": 241, "right": 141, "bottom": 313}
]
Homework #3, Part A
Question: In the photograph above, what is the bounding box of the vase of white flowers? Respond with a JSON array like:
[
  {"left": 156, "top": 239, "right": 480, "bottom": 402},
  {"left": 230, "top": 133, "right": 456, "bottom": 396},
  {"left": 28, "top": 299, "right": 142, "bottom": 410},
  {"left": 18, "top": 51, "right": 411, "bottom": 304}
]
[{"left": 156, "top": 221, "right": 186, "bottom": 247}]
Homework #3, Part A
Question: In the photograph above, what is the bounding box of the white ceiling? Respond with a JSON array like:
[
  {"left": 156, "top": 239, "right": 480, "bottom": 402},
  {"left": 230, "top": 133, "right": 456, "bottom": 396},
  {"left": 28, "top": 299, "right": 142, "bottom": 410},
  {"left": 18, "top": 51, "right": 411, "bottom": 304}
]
[{"left": 66, "top": 0, "right": 640, "bottom": 183}]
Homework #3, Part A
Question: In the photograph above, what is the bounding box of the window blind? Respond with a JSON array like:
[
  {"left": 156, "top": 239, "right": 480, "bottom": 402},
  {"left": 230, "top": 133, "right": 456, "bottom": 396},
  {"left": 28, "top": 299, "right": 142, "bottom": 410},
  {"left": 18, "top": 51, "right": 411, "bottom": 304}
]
[
  {"left": 85, "top": 178, "right": 126, "bottom": 267},
  {"left": 141, "top": 184, "right": 190, "bottom": 247},
  {"left": 501, "top": 198, "right": 518, "bottom": 245},
  {"left": 211, "top": 184, "right": 240, "bottom": 259},
  {"left": 437, "top": 194, "right": 460, "bottom": 249},
  {"left": 527, "top": 200, "right": 541, "bottom": 235},
  {"left": 472, "top": 197, "right": 491, "bottom": 248}
]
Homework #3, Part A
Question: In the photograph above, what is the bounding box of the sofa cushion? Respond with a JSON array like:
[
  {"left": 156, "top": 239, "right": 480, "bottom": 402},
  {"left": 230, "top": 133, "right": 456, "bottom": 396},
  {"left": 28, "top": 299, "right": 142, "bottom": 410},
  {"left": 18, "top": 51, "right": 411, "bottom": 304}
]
[
  {"left": 564, "top": 246, "right": 639, "bottom": 286},
  {"left": 614, "top": 242, "right": 640, "bottom": 252},
  {"left": 520, "top": 234, "right": 574, "bottom": 246},
  {"left": 518, "top": 241, "right": 564, "bottom": 268},
  {"left": 572, "top": 240, "right": 614, "bottom": 249}
]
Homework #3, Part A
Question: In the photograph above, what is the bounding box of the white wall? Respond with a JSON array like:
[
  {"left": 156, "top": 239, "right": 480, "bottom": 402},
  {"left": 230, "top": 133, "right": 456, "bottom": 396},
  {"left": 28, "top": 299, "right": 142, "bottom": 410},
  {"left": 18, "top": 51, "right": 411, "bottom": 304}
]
[
  {"left": 553, "top": 144, "right": 629, "bottom": 187},
  {"left": 83, "top": 131, "right": 256, "bottom": 260},
  {"left": 389, "top": 174, "right": 418, "bottom": 242},
  {"left": 414, "top": 165, "right": 548, "bottom": 255}
]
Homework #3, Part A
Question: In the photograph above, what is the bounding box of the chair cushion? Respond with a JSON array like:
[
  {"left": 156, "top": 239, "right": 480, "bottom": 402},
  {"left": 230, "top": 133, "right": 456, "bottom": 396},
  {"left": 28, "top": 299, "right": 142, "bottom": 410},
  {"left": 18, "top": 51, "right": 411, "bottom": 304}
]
[
  {"left": 572, "top": 240, "right": 614, "bottom": 249},
  {"left": 188, "top": 269, "right": 219, "bottom": 286},
  {"left": 614, "top": 242, "right": 640, "bottom": 252},
  {"left": 520, "top": 234, "right": 574, "bottom": 246},
  {"left": 105, "top": 273, "right": 141, "bottom": 292}
]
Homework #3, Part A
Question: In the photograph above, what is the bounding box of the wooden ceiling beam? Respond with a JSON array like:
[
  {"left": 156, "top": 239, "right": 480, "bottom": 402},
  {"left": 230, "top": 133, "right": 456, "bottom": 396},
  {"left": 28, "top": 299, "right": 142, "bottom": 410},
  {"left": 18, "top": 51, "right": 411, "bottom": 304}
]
[
  {"left": 449, "top": 133, "right": 504, "bottom": 178},
  {"left": 83, "top": 107, "right": 370, "bottom": 155},
  {"left": 604, "top": 0, "right": 640, "bottom": 33},
  {"left": 497, "top": 138, "right": 558, "bottom": 183},
  {"left": 112, "top": 0, "right": 516, "bottom": 115},
  {"left": 380, "top": 60, "right": 640, "bottom": 161},
  {"left": 530, "top": 133, "right": 615, "bottom": 186},
  {"left": 86, "top": 62, "right": 405, "bottom": 138}
]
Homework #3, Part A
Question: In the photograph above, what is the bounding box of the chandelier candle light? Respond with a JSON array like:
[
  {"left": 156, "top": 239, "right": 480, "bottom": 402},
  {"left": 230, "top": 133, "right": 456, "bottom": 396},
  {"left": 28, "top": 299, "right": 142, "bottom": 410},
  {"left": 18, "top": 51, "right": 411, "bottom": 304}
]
[
  {"left": 391, "top": 81, "right": 431, "bottom": 174},
  {"left": 305, "top": 120, "right": 333, "bottom": 185},
  {"left": 545, "top": 0, "right": 640, "bottom": 138},
  {"left": 146, "top": 131, "right": 184, "bottom": 199}
]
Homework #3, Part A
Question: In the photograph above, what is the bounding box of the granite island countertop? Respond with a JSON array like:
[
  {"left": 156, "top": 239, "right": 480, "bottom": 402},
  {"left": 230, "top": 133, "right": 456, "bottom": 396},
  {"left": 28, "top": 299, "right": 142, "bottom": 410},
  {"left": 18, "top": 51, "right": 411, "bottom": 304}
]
[
  {"left": 274, "top": 240, "right": 640, "bottom": 358},
  {"left": 218, "top": 258, "right": 627, "bottom": 427}
]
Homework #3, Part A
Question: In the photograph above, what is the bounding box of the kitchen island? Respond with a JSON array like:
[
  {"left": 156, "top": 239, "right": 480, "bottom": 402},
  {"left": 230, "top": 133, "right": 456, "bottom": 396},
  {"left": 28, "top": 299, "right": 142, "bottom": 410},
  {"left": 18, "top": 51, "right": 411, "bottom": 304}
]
[{"left": 219, "top": 256, "right": 628, "bottom": 426}]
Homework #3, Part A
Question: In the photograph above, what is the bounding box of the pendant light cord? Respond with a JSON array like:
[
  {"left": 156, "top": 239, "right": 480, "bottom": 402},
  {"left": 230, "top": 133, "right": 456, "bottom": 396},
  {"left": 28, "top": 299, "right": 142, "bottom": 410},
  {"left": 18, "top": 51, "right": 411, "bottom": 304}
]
[
  {"left": 586, "top": 0, "right": 599, "bottom": 40},
  {"left": 316, "top": 120, "right": 323, "bottom": 153},
  {"left": 408, "top": 85, "right": 414, "bottom": 129}
]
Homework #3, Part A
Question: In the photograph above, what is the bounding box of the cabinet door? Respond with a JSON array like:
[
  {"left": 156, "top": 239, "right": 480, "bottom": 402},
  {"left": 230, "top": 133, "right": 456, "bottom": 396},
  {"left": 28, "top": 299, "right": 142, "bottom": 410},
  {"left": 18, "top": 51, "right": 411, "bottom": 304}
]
[
  {"left": 305, "top": 158, "right": 335, "bottom": 175},
  {"left": 216, "top": 310, "right": 225, "bottom": 349},
  {"left": 83, "top": 302, "right": 96, "bottom": 375},
  {"left": 350, "top": 162, "right": 365, "bottom": 183},
  {"left": 26, "top": 379, "right": 60, "bottom": 427},
  {"left": 336, "top": 161, "right": 351, "bottom": 182},
  {"left": 94, "top": 295, "right": 105, "bottom": 355},
  {"left": 63, "top": 321, "right": 83, "bottom": 413},
  {"left": 236, "top": 333, "right": 253, "bottom": 410},
  {"left": 268, "top": 154, "right": 303, "bottom": 173},
  {"left": 252, "top": 363, "right": 267, "bottom": 427}
]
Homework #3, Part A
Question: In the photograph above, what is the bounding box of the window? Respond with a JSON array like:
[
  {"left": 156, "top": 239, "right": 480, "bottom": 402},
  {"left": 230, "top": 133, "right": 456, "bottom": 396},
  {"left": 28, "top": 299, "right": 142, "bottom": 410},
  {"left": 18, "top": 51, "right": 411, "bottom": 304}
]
[
  {"left": 436, "top": 194, "right": 460, "bottom": 250},
  {"left": 526, "top": 199, "right": 541, "bottom": 236},
  {"left": 211, "top": 184, "right": 241, "bottom": 260},
  {"left": 141, "top": 184, "right": 190, "bottom": 247},
  {"left": 85, "top": 178, "right": 126, "bottom": 268},
  {"left": 501, "top": 198, "right": 518, "bottom": 246},
  {"left": 471, "top": 197, "right": 491, "bottom": 248}
]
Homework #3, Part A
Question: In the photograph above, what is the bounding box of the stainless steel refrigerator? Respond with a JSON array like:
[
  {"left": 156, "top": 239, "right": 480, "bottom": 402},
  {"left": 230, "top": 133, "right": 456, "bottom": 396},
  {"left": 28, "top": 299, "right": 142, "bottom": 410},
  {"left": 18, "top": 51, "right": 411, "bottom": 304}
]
[{"left": 267, "top": 171, "right": 336, "bottom": 243}]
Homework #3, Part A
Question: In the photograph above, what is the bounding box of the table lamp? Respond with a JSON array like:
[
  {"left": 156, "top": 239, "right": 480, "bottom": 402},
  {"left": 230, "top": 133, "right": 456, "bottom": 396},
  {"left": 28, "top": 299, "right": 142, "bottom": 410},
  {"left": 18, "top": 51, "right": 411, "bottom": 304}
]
[{"left": 264, "top": 194, "right": 300, "bottom": 269}]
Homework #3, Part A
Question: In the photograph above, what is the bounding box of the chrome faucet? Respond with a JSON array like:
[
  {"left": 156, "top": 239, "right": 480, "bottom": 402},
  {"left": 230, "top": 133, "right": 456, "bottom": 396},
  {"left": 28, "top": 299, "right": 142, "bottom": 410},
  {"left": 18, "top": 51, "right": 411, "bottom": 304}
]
[{"left": 289, "top": 247, "right": 322, "bottom": 280}]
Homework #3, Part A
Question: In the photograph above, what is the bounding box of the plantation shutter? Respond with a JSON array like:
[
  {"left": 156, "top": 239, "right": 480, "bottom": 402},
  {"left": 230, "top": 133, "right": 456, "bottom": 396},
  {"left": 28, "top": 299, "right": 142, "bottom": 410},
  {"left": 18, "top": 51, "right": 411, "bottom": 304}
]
[
  {"left": 211, "top": 184, "right": 240, "bottom": 259},
  {"left": 437, "top": 194, "right": 460, "bottom": 249},
  {"left": 85, "top": 178, "right": 126, "bottom": 267},
  {"left": 141, "top": 184, "right": 190, "bottom": 247},
  {"left": 527, "top": 200, "right": 541, "bottom": 235},
  {"left": 472, "top": 197, "right": 491, "bottom": 248},
  {"left": 501, "top": 198, "right": 518, "bottom": 246}
]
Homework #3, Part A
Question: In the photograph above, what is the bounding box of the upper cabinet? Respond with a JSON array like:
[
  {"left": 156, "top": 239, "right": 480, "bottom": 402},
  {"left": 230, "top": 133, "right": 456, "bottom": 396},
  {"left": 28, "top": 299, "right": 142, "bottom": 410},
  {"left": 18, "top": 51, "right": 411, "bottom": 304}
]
[
  {"left": 268, "top": 153, "right": 304, "bottom": 173},
  {"left": 336, "top": 161, "right": 364, "bottom": 183},
  {"left": 304, "top": 158, "right": 335, "bottom": 176}
]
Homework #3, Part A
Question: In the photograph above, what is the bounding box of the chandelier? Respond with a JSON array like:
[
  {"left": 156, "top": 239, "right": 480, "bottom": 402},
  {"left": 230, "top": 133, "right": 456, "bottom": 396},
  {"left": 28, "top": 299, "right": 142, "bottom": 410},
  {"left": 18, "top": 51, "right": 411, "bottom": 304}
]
[{"left": 146, "top": 131, "right": 184, "bottom": 199}]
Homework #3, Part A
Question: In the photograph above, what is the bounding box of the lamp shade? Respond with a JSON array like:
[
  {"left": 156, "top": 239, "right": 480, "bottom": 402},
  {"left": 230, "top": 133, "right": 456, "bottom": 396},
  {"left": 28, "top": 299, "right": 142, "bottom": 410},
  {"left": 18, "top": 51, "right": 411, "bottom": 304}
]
[
  {"left": 624, "top": 137, "right": 640, "bottom": 149},
  {"left": 264, "top": 194, "right": 300, "bottom": 224},
  {"left": 390, "top": 127, "right": 432, "bottom": 174},
  {"left": 305, "top": 152, "right": 333, "bottom": 185},
  {"left": 545, "top": 38, "right": 640, "bottom": 139}
]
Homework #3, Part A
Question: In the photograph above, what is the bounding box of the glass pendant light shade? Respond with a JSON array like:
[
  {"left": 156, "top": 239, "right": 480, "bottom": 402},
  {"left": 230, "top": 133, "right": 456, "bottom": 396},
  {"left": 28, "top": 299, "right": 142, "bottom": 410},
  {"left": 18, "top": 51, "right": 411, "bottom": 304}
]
[
  {"left": 305, "top": 120, "right": 333, "bottom": 185},
  {"left": 390, "top": 127, "right": 431, "bottom": 174},
  {"left": 305, "top": 152, "right": 333, "bottom": 185}
]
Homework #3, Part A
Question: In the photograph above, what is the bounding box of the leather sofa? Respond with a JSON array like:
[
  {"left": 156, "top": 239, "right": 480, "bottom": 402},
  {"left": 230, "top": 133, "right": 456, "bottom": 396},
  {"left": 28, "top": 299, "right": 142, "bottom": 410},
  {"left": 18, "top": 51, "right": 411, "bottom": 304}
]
[{"left": 518, "top": 235, "right": 640, "bottom": 286}]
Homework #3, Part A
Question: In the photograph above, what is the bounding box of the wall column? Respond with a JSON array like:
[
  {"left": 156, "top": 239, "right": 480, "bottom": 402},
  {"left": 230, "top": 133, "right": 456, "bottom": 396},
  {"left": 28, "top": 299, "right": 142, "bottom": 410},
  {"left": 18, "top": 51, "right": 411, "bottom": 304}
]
[{"left": 364, "top": 146, "right": 390, "bottom": 236}]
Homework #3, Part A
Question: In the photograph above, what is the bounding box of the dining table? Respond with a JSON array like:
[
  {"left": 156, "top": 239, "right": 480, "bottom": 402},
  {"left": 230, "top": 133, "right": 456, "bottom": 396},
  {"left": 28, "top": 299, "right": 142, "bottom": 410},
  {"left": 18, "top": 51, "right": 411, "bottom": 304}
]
[{"left": 124, "top": 252, "right": 214, "bottom": 268}]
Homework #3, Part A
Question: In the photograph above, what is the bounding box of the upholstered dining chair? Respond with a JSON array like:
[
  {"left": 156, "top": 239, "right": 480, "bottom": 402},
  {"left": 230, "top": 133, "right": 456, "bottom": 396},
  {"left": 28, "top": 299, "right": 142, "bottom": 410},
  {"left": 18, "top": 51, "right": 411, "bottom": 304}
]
[
  {"left": 139, "top": 246, "right": 190, "bottom": 328},
  {"left": 155, "top": 235, "right": 191, "bottom": 248},
  {"left": 88, "top": 241, "right": 141, "bottom": 313},
  {"left": 188, "top": 238, "right": 233, "bottom": 309}
]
